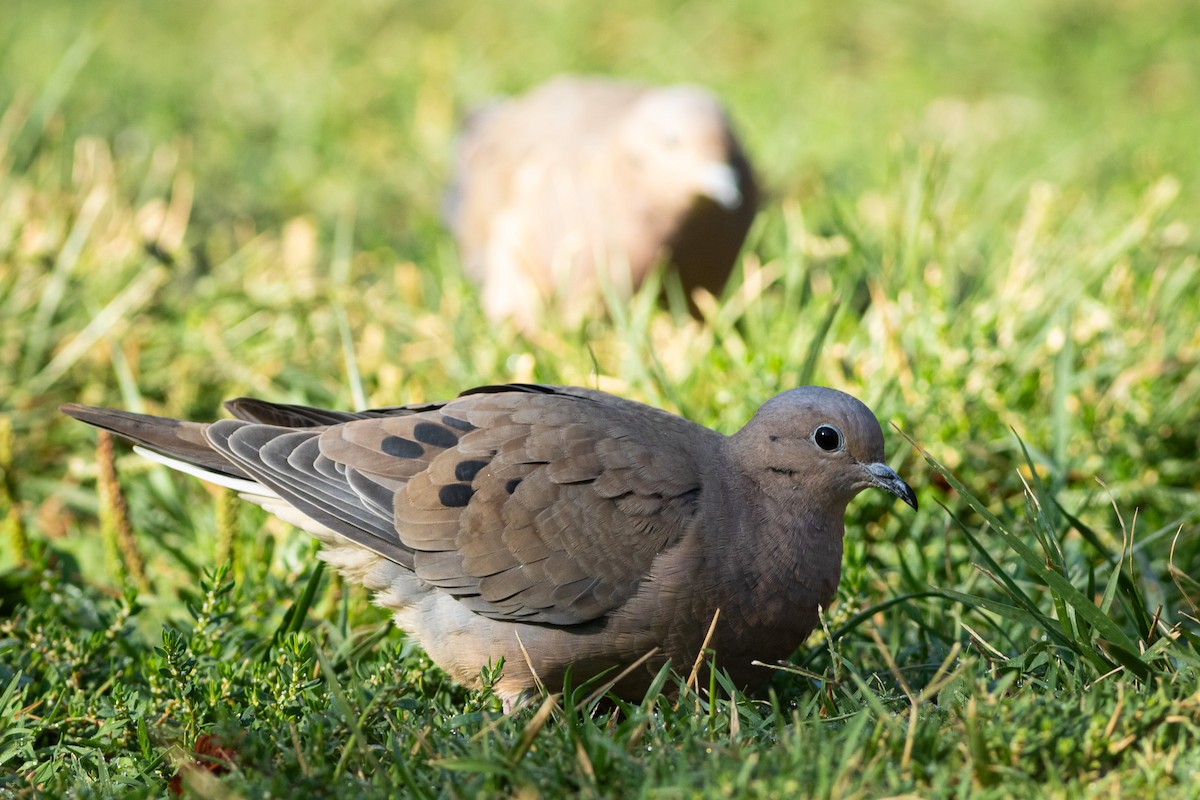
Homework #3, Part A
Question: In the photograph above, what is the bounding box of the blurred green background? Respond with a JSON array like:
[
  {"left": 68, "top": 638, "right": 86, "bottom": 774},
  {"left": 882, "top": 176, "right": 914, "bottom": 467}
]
[
  {"left": 4, "top": 0, "right": 1196, "bottom": 520},
  {"left": 6, "top": 0, "right": 1198, "bottom": 247},
  {"left": 4, "top": 0, "right": 1199, "bottom": 659}
]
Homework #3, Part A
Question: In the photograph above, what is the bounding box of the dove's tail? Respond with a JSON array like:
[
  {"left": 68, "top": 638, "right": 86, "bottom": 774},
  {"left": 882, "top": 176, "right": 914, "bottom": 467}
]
[{"left": 60, "top": 404, "right": 249, "bottom": 484}]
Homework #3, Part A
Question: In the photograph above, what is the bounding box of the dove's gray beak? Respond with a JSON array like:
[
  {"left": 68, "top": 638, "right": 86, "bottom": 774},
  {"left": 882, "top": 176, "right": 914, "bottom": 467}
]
[
  {"left": 696, "top": 162, "right": 743, "bottom": 209},
  {"left": 864, "top": 462, "right": 918, "bottom": 510}
]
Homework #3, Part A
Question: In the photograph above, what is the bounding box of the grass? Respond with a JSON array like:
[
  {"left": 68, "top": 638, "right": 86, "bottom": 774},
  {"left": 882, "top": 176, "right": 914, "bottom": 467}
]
[{"left": 2, "top": 0, "right": 1199, "bottom": 796}]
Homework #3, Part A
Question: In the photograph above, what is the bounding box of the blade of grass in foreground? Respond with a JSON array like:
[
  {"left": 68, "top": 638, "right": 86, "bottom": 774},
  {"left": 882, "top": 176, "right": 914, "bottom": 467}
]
[{"left": 903, "top": 432, "right": 1156, "bottom": 681}]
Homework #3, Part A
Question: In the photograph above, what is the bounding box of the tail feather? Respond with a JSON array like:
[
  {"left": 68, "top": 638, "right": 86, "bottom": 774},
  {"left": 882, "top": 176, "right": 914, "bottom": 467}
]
[{"left": 59, "top": 404, "right": 247, "bottom": 480}]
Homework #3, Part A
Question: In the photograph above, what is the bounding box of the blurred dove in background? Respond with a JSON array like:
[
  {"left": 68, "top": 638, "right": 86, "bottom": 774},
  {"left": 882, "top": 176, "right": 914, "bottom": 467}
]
[{"left": 445, "top": 76, "right": 759, "bottom": 328}]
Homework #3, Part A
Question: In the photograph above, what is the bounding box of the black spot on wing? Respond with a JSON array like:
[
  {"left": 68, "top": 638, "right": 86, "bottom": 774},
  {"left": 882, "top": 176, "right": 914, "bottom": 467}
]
[
  {"left": 441, "top": 414, "right": 476, "bottom": 432},
  {"left": 505, "top": 478, "right": 521, "bottom": 495},
  {"left": 413, "top": 422, "right": 459, "bottom": 448},
  {"left": 439, "top": 483, "right": 475, "bottom": 508},
  {"left": 455, "top": 459, "right": 489, "bottom": 482},
  {"left": 381, "top": 436, "right": 423, "bottom": 459}
]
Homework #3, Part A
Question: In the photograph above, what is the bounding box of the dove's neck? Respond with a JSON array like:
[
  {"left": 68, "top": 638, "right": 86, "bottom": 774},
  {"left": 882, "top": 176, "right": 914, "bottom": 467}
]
[
  {"left": 702, "top": 473, "right": 848, "bottom": 626},
  {"left": 672, "top": 480, "right": 846, "bottom": 684},
  {"left": 753, "top": 491, "right": 846, "bottom": 605}
]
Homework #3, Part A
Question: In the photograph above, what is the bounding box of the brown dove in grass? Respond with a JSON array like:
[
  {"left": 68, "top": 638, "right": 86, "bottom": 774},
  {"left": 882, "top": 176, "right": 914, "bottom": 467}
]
[
  {"left": 62, "top": 384, "right": 915, "bottom": 710},
  {"left": 446, "top": 77, "right": 758, "bottom": 328}
]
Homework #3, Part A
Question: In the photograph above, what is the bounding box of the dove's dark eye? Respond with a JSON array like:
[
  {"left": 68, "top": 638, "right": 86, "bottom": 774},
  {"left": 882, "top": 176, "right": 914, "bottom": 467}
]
[{"left": 813, "top": 425, "right": 842, "bottom": 452}]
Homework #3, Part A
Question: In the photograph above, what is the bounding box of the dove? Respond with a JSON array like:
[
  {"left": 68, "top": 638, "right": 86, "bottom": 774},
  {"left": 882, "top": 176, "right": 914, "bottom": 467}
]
[
  {"left": 62, "top": 384, "right": 915, "bottom": 709},
  {"left": 445, "top": 77, "right": 759, "bottom": 328}
]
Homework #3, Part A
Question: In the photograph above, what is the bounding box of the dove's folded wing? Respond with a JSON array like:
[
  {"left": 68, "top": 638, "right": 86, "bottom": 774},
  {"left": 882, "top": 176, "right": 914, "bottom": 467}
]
[{"left": 201, "top": 387, "right": 715, "bottom": 626}]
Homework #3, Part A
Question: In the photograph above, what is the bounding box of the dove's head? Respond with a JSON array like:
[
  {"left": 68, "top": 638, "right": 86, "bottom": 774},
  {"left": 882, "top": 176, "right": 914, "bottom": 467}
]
[
  {"left": 622, "top": 85, "right": 746, "bottom": 210},
  {"left": 730, "top": 387, "right": 918, "bottom": 512}
]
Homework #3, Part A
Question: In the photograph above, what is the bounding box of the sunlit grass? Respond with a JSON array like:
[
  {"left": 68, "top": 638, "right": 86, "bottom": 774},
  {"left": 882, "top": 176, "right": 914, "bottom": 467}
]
[{"left": 2, "top": 0, "right": 1199, "bottom": 796}]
